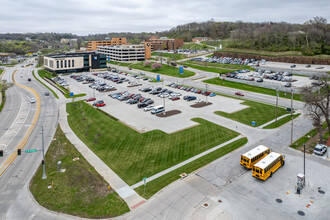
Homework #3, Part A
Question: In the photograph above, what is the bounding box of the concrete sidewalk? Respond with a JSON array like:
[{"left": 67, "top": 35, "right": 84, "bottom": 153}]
[{"left": 33, "top": 68, "right": 145, "bottom": 210}]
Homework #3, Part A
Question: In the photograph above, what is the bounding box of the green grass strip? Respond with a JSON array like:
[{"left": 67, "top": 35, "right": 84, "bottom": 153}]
[
  {"left": 32, "top": 70, "right": 59, "bottom": 99},
  {"left": 30, "top": 125, "right": 129, "bottom": 218},
  {"left": 204, "top": 77, "right": 302, "bottom": 101},
  {"left": 291, "top": 122, "right": 328, "bottom": 149},
  {"left": 135, "top": 137, "right": 248, "bottom": 199},
  {"left": 0, "top": 91, "right": 6, "bottom": 113},
  {"left": 215, "top": 101, "right": 288, "bottom": 126},
  {"left": 263, "top": 114, "right": 301, "bottom": 129},
  {"left": 67, "top": 101, "right": 239, "bottom": 185}
]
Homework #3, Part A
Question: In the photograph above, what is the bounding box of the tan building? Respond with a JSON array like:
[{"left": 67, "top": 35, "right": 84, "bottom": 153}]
[
  {"left": 192, "top": 37, "right": 210, "bottom": 42},
  {"left": 145, "top": 37, "right": 184, "bottom": 51},
  {"left": 44, "top": 52, "right": 107, "bottom": 73},
  {"left": 87, "top": 37, "right": 127, "bottom": 51},
  {"left": 97, "top": 43, "right": 151, "bottom": 62}
]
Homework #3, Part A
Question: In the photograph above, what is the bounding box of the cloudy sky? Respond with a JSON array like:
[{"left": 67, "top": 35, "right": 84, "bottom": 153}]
[{"left": 0, "top": 0, "right": 329, "bottom": 35}]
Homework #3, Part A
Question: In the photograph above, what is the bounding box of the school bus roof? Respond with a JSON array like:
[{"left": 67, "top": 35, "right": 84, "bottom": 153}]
[
  {"left": 254, "top": 152, "right": 282, "bottom": 170},
  {"left": 242, "top": 145, "right": 269, "bottom": 159}
]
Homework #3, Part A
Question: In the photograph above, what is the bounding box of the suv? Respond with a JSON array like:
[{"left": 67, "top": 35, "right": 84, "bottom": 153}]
[{"left": 314, "top": 144, "right": 327, "bottom": 156}]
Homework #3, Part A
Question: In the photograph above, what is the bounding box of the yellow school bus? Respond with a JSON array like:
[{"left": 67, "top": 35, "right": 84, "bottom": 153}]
[
  {"left": 252, "top": 152, "right": 285, "bottom": 181},
  {"left": 240, "top": 145, "right": 270, "bottom": 169}
]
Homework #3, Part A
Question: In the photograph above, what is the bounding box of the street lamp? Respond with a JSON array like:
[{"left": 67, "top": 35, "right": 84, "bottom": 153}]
[{"left": 41, "top": 125, "right": 47, "bottom": 179}]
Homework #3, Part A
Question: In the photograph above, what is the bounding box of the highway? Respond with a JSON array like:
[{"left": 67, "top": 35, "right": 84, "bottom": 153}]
[{"left": 0, "top": 65, "right": 58, "bottom": 219}]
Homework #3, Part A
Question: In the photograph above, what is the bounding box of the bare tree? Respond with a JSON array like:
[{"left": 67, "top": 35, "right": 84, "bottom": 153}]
[
  {"left": 0, "top": 80, "right": 14, "bottom": 93},
  {"left": 306, "top": 105, "right": 324, "bottom": 143},
  {"left": 300, "top": 74, "right": 330, "bottom": 135}
]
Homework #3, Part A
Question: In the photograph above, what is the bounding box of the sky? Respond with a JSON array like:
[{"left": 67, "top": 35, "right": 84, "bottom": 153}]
[{"left": 0, "top": 0, "right": 329, "bottom": 35}]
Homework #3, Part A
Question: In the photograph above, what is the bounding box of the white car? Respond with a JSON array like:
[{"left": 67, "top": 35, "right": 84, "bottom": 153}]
[
  {"left": 314, "top": 144, "right": 328, "bottom": 156},
  {"left": 30, "top": 98, "right": 36, "bottom": 103},
  {"left": 144, "top": 105, "right": 154, "bottom": 112}
]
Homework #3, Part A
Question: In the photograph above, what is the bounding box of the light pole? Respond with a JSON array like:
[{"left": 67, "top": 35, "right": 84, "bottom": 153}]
[
  {"left": 303, "top": 144, "right": 306, "bottom": 185},
  {"left": 162, "top": 78, "right": 165, "bottom": 114},
  {"left": 275, "top": 88, "right": 279, "bottom": 124},
  {"left": 93, "top": 88, "right": 95, "bottom": 98},
  {"left": 205, "top": 84, "right": 208, "bottom": 103},
  {"left": 41, "top": 125, "right": 47, "bottom": 179},
  {"left": 290, "top": 90, "right": 293, "bottom": 146}
]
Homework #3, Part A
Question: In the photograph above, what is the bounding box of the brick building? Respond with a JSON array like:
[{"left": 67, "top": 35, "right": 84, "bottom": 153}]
[{"left": 87, "top": 37, "right": 127, "bottom": 51}]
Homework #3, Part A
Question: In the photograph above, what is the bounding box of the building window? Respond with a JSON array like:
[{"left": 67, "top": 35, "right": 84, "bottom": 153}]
[
  {"left": 64, "top": 60, "right": 67, "bottom": 68},
  {"left": 61, "top": 61, "right": 63, "bottom": 68},
  {"left": 57, "top": 61, "right": 59, "bottom": 68},
  {"left": 68, "top": 60, "right": 70, "bottom": 67},
  {"left": 72, "top": 60, "right": 74, "bottom": 67}
]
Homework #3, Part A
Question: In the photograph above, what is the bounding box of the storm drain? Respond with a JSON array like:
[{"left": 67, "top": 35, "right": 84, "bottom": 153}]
[
  {"left": 297, "top": 211, "right": 305, "bottom": 216},
  {"left": 202, "top": 202, "right": 210, "bottom": 208},
  {"left": 318, "top": 190, "right": 325, "bottom": 194},
  {"left": 276, "top": 199, "right": 283, "bottom": 203}
]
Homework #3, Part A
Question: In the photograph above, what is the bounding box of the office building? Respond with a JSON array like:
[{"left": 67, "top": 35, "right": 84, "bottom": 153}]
[
  {"left": 87, "top": 37, "right": 127, "bottom": 51},
  {"left": 44, "top": 52, "right": 107, "bottom": 73},
  {"left": 144, "top": 37, "right": 184, "bottom": 51}
]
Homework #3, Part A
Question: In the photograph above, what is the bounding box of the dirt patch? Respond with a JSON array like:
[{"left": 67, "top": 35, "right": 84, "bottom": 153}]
[
  {"left": 127, "top": 84, "right": 142, "bottom": 88},
  {"left": 190, "top": 102, "right": 213, "bottom": 108},
  {"left": 156, "top": 110, "right": 182, "bottom": 117}
]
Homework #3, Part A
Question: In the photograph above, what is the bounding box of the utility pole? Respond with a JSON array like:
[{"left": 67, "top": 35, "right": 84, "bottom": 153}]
[
  {"left": 162, "top": 78, "right": 165, "bottom": 114},
  {"left": 42, "top": 125, "right": 47, "bottom": 179},
  {"left": 275, "top": 89, "right": 279, "bottom": 124},
  {"left": 290, "top": 90, "right": 293, "bottom": 146}
]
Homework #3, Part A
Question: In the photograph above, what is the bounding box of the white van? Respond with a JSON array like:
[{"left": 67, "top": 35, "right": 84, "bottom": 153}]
[{"left": 151, "top": 105, "right": 164, "bottom": 114}]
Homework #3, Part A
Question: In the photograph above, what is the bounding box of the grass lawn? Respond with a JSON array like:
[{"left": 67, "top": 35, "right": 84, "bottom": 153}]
[
  {"left": 38, "top": 69, "right": 86, "bottom": 99},
  {"left": 263, "top": 113, "right": 301, "bottom": 129},
  {"left": 152, "top": 52, "right": 187, "bottom": 60},
  {"left": 185, "top": 60, "right": 255, "bottom": 71},
  {"left": 217, "top": 48, "right": 330, "bottom": 59},
  {"left": 215, "top": 101, "right": 287, "bottom": 127},
  {"left": 179, "top": 62, "right": 236, "bottom": 74},
  {"left": 204, "top": 77, "right": 302, "bottom": 101},
  {"left": 135, "top": 137, "right": 247, "bottom": 199},
  {"left": 30, "top": 126, "right": 129, "bottom": 218},
  {"left": 67, "top": 101, "right": 239, "bottom": 185},
  {"left": 109, "top": 61, "right": 195, "bottom": 78}
]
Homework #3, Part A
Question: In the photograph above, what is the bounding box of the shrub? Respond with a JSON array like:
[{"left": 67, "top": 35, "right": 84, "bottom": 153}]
[
  {"left": 151, "top": 63, "right": 162, "bottom": 70},
  {"left": 144, "top": 61, "right": 151, "bottom": 66}
]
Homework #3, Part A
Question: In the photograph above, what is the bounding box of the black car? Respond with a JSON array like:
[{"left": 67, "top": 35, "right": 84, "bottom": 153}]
[{"left": 137, "top": 103, "right": 148, "bottom": 108}]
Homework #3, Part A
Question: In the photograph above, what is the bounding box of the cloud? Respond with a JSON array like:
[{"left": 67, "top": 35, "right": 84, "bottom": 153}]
[{"left": 0, "top": 0, "right": 329, "bottom": 35}]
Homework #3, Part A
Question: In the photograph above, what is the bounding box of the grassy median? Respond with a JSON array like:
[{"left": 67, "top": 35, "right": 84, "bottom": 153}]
[
  {"left": 215, "top": 101, "right": 287, "bottom": 127},
  {"left": 263, "top": 114, "right": 301, "bottom": 129},
  {"left": 30, "top": 126, "right": 129, "bottom": 218},
  {"left": 67, "top": 101, "right": 239, "bottom": 185}
]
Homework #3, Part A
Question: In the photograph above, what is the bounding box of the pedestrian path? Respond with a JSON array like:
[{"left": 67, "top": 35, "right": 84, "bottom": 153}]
[
  {"left": 130, "top": 135, "right": 243, "bottom": 189},
  {"left": 34, "top": 69, "right": 145, "bottom": 210}
]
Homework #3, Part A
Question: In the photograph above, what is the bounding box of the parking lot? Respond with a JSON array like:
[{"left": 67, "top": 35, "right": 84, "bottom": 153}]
[{"left": 62, "top": 71, "right": 249, "bottom": 133}]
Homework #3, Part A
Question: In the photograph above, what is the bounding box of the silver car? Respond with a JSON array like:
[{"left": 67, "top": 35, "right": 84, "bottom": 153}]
[{"left": 314, "top": 144, "right": 327, "bottom": 156}]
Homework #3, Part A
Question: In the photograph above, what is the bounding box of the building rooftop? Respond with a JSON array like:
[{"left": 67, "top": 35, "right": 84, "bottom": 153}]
[{"left": 45, "top": 52, "right": 97, "bottom": 58}]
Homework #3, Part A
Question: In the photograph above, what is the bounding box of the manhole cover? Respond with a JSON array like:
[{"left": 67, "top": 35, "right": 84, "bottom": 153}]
[
  {"left": 276, "top": 199, "right": 283, "bottom": 203},
  {"left": 297, "top": 211, "right": 305, "bottom": 216},
  {"left": 202, "top": 202, "right": 210, "bottom": 208},
  {"left": 318, "top": 190, "right": 325, "bottom": 194}
]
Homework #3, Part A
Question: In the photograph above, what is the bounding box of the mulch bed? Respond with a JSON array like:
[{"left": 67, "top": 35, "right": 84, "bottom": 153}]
[
  {"left": 156, "top": 110, "right": 182, "bottom": 118},
  {"left": 127, "top": 84, "right": 142, "bottom": 88},
  {"left": 190, "top": 102, "right": 213, "bottom": 108}
]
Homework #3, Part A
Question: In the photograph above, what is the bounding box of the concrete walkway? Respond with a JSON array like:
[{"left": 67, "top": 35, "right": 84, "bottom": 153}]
[
  {"left": 131, "top": 135, "right": 243, "bottom": 189},
  {"left": 33, "top": 69, "right": 145, "bottom": 210}
]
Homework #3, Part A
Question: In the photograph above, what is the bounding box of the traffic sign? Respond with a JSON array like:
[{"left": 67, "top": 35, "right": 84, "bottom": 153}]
[
  {"left": 251, "top": 121, "right": 256, "bottom": 126},
  {"left": 25, "top": 149, "right": 38, "bottom": 153}
]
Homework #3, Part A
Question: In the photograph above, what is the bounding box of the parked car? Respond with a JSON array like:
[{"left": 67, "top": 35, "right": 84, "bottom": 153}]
[
  {"left": 151, "top": 105, "right": 165, "bottom": 114},
  {"left": 96, "top": 102, "right": 106, "bottom": 107},
  {"left": 93, "top": 100, "right": 104, "bottom": 106},
  {"left": 187, "top": 96, "right": 197, "bottom": 101},
  {"left": 144, "top": 105, "right": 154, "bottom": 112},
  {"left": 235, "top": 92, "right": 244, "bottom": 96},
  {"left": 306, "top": 64, "right": 311, "bottom": 68},
  {"left": 171, "top": 96, "right": 180, "bottom": 101},
  {"left": 86, "top": 97, "right": 96, "bottom": 102},
  {"left": 137, "top": 103, "right": 148, "bottom": 108},
  {"left": 256, "top": 78, "right": 263, "bottom": 82},
  {"left": 284, "top": 82, "right": 292, "bottom": 87},
  {"left": 314, "top": 144, "right": 327, "bottom": 156}
]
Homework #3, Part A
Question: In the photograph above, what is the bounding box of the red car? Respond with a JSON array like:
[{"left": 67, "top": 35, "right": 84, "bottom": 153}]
[
  {"left": 171, "top": 96, "right": 180, "bottom": 101},
  {"left": 96, "top": 102, "right": 106, "bottom": 107},
  {"left": 204, "top": 92, "right": 211, "bottom": 96},
  {"left": 235, "top": 92, "right": 244, "bottom": 96},
  {"left": 197, "top": 90, "right": 201, "bottom": 94},
  {"left": 86, "top": 97, "right": 96, "bottom": 102}
]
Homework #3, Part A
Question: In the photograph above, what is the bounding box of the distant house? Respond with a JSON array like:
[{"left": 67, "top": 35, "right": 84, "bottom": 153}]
[{"left": 192, "top": 37, "right": 210, "bottom": 42}]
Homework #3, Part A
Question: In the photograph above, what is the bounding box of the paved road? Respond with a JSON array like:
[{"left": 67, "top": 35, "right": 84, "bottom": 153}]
[{"left": 0, "top": 65, "right": 58, "bottom": 219}]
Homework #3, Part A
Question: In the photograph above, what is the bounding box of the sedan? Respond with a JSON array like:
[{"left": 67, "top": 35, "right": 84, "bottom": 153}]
[
  {"left": 144, "top": 105, "right": 154, "bottom": 112},
  {"left": 96, "top": 102, "right": 106, "bottom": 107},
  {"left": 93, "top": 100, "right": 104, "bottom": 106},
  {"left": 137, "top": 103, "right": 148, "bottom": 108},
  {"left": 86, "top": 97, "right": 96, "bottom": 102},
  {"left": 171, "top": 96, "right": 180, "bottom": 101},
  {"left": 235, "top": 92, "right": 244, "bottom": 96}
]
